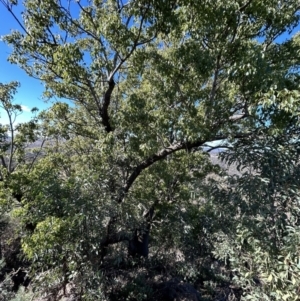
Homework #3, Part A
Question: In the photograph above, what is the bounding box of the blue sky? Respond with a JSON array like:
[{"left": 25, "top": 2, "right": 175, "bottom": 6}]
[
  {"left": 1, "top": 3, "right": 300, "bottom": 125},
  {"left": 0, "top": 4, "right": 49, "bottom": 124}
]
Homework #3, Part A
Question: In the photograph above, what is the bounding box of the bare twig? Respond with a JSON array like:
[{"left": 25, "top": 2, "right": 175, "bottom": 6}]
[{"left": 27, "top": 138, "right": 46, "bottom": 173}]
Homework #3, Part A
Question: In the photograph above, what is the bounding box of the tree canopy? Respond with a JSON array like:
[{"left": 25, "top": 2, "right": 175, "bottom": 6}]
[{"left": 1, "top": 0, "right": 300, "bottom": 300}]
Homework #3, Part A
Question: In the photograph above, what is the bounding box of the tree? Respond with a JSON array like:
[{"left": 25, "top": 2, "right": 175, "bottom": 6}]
[
  {"left": 0, "top": 81, "right": 40, "bottom": 295},
  {"left": 1, "top": 0, "right": 300, "bottom": 300},
  {"left": 0, "top": 81, "right": 40, "bottom": 207}
]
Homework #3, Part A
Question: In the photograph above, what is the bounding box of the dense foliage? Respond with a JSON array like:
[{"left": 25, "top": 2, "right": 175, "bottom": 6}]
[{"left": 1, "top": 0, "right": 300, "bottom": 300}]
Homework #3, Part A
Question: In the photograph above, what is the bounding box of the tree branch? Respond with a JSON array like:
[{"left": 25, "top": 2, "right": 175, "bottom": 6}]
[
  {"left": 0, "top": 0, "right": 29, "bottom": 35},
  {"left": 100, "top": 230, "right": 130, "bottom": 247},
  {"left": 0, "top": 155, "right": 7, "bottom": 169},
  {"left": 27, "top": 138, "right": 46, "bottom": 173},
  {"left": 7, "top": 111, "right": 15, "bottom": 174},
  {"left": 100, "top": 6, "right": 152, "bottom": 133},
  {"left": 238, "top": 0, "right": 253, "bottom": 12},
  {"left": 116, "top": 132, "right": 253, "bottom": 203},
  {"left": 100, "top": 79, "right": 115, "bottom": 132}
]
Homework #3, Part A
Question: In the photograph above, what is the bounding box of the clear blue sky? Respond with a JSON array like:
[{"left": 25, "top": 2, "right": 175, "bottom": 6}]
[
  {"left": 0, "top": 4, "right": 49, "bottom": 124},
  {"left": 0, "top": 3, "right": 300, "bottom": 125}
]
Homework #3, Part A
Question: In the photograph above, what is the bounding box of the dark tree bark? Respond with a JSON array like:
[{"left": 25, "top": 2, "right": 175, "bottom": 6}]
[
  {"left": 128, "top": 229, "right": 149, "bottom": 257},
  {"left": 128, "top": 204, "right": 155, "bottom": 258}
]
